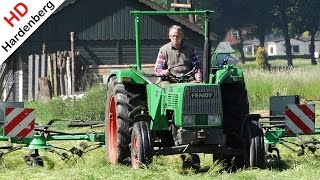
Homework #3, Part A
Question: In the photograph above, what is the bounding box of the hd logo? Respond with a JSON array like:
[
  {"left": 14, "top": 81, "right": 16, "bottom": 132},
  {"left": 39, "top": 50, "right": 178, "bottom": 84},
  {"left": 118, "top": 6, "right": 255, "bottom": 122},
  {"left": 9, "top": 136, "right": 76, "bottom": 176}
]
[{"left": 0, "top": 0, "right": 66, "bottom": 64}]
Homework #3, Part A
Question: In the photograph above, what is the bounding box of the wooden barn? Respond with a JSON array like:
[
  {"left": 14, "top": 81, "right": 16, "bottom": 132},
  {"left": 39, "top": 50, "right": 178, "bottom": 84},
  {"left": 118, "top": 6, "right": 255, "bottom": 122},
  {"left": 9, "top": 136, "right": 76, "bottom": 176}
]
[{"left": 4, "top": 0, "right": 216, "bottom": 101}]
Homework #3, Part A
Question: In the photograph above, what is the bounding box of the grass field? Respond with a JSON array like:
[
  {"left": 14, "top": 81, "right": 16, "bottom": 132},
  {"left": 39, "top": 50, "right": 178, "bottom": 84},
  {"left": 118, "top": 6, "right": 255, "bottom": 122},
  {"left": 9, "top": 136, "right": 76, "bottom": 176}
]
[{"left": 1, "top": 58, "right": 320, "bottom": 180}]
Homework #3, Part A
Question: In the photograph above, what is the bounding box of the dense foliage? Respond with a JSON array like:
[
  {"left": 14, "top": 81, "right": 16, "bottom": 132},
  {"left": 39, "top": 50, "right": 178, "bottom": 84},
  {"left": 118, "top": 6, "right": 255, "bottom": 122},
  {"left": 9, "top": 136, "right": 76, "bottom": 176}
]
[
  {"left": 151, "top": 0, "right": 320, "bottom": 66},
  {"left": 26, "top": 85, "right": 107, "bottom": 123}
]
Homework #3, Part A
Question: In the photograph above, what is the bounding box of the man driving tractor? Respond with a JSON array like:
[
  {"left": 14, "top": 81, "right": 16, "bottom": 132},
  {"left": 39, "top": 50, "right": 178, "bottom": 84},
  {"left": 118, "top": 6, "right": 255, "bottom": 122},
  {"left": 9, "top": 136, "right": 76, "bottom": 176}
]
[{"left": 154, "top": 25, "right": 203, "bottom": 87}]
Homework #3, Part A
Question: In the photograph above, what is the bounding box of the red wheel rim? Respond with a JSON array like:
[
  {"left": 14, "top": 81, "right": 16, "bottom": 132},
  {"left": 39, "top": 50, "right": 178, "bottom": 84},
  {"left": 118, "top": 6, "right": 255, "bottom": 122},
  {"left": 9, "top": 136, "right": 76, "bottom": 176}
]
[
  {"left": 132, "top": 134, "right": 139, "bottom": 169},
  {"left": 107, "top": 96, "right": 117, "bottom": 164}
]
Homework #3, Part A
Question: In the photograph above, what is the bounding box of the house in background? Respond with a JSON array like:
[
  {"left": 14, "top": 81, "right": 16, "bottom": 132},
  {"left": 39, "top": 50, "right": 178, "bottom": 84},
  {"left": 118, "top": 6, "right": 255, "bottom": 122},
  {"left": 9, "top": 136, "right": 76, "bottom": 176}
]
[
  {"left": 243, "top": 39, "right": 260, "bottom": 56},
  {"left": 243, "top": 37, "right": 320, "bottom": 57}
]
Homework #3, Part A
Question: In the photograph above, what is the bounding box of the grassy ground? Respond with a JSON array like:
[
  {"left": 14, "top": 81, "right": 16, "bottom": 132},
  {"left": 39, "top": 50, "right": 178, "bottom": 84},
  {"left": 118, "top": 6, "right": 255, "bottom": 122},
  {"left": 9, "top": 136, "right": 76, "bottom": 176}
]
[{"left": 1, "top": 58, "right": 320, "bottom": 179}]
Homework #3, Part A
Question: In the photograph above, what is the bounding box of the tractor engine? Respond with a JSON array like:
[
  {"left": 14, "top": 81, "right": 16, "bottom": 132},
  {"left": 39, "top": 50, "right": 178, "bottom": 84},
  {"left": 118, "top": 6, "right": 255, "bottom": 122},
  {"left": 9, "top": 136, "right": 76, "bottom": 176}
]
[{"left": 165, "top": 84, "right": 226, "bottom": 146}]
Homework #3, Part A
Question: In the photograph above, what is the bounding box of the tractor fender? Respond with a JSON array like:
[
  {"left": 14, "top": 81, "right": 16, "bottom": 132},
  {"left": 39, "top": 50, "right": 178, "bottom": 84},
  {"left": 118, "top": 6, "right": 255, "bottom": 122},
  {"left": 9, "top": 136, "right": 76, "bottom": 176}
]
[
  {"left": 107, "top": 69, "right": 150, "bottom": 85},
  {"left": 133, "top": 114, "right": 152, "bottom": 123},
  {"left": 240, "top": 114, "right": 261, "bottom": 138}
]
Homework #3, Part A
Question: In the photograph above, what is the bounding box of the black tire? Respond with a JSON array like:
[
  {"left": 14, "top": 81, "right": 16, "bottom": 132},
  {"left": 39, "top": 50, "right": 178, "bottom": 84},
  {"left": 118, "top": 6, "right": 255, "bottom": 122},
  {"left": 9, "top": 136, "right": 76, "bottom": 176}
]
[
  {"left": 182, "top": 154, "right": 200, "bottom": 170},
  {"left": 265, "top": 154, "right": 281, "bottom": 169},
  {"left": 105, "top": 76, "right": 144, "bottom": 165},
  {"left": 24, "top": 155, "right": 44, "bottom": 167},
  {"left": 213, "top": 153, "right": 244, "bottom": 170},
  {"left": 221, "top": 83, "right": 249, "bottom": 147},
  {"left": 131, "top": 121, "right": 153, "bottom": 169},
  {"left": 245, "top": 121, "right": 265, "bottom": 168}
]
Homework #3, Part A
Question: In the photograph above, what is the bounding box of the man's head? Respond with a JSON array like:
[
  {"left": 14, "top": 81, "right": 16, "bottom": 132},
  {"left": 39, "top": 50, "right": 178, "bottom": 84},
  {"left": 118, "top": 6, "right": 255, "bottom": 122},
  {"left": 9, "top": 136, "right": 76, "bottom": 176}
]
[{"left": 169, "top": 25, "right": 183, "bottom": 49}]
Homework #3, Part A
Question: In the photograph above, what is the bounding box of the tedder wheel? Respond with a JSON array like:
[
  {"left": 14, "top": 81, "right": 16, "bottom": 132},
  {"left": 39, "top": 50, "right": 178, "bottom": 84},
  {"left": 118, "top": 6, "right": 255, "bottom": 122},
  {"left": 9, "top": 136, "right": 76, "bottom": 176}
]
[
  {"left": 244, "top": 121, "right": 265, "bottom": 168},
  {"left": 181, "top": 153, "right": 200, "bottom": 171},
  {"left": 131, "top": 121, "right": 153, "bottom": 169},
  {"left": 105, "top": 76, "right": 144, "bottom": 165},
  {"left": 24, "top": 155, "right": 44, "bottom": 167}
]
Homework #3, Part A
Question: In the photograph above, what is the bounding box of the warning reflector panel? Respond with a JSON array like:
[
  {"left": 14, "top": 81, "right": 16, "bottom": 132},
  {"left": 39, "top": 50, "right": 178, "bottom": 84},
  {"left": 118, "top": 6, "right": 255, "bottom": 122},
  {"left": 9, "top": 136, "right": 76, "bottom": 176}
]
[
  {"left": 4, "top": 108, "right": 35, "bottom": 138},
  {"left": 285, "top": 104, "right": 315, "bottom": 134}
]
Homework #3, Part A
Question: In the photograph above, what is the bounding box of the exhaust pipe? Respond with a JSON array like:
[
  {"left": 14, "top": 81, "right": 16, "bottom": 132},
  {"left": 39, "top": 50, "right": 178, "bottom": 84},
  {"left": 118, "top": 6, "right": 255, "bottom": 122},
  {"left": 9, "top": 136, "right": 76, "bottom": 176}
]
[{"left": 202, "top": 12, "right": 211, "bottom": 84}]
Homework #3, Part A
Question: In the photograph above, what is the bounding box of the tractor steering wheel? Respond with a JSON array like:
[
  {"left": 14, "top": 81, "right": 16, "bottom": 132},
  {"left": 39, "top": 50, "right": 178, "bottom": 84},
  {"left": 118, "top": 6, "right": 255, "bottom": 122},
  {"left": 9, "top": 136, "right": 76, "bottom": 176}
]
[{"left": 167, "top": 64, "right": 196, "bottom": 83}]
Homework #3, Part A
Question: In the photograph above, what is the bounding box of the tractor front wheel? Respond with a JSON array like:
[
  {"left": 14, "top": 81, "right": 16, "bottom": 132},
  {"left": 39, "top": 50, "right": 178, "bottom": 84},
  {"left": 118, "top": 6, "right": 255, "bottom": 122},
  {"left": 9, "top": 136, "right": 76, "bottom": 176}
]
[{"left": 131, "top": 121, "right": 153, "bottom": 169}]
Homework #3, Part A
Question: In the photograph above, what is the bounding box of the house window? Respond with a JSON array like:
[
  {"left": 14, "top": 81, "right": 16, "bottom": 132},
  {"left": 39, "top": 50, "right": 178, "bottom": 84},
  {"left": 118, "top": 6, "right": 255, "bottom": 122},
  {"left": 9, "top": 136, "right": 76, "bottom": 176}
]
[
  {"left": 253, "top": 45, "right": 259, "bottom": 55},
  {"left": 268, "top": 45, "right": 276, "bottom": 56},
  {"left": 292, "top": 45, "right": 300, "bottom": 54},
  {"left": 270, "top": 47, "right": 274, "bottom": 54},
  {"left": 246, "top": 46, "right": 253, "bottom": 56}
]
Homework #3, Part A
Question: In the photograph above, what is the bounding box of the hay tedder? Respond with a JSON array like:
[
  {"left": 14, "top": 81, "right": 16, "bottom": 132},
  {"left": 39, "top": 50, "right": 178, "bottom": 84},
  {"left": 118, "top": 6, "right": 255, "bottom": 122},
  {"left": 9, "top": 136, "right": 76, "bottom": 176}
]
[
  {"left": 0, "top": 102, "right": 106, "bottom": 166},
  {"left": 0, "top": 10, "right": 319, "bottom": 170},
  {"left": 262, "top": 95, "right": 319, "bottom": 167}
]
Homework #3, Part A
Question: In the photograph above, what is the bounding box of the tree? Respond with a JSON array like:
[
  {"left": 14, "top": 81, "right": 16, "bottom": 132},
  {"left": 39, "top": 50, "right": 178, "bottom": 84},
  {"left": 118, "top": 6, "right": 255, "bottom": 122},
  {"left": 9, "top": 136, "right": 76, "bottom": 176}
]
[
  {"left": 292, "top": 0, "right": 320, "bottom": 65},
  {"left": 247, "top": 0, "right": 274, "bottom": 48},
  {"left": 201, "top": 0, "right": 254, "bottom": 63},
  {"left": 273, "top": 0, "right": 297, "bottom": 67}
]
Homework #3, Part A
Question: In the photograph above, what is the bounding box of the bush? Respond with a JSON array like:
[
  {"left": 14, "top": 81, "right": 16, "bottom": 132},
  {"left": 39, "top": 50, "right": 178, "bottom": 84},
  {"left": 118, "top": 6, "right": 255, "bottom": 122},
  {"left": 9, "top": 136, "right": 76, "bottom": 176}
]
[
  {"left": 255, "top": 47, "right": 268, "bottom": 69},
  {"left": 25, "top": 85, "right": 107, "bottom": 123}
]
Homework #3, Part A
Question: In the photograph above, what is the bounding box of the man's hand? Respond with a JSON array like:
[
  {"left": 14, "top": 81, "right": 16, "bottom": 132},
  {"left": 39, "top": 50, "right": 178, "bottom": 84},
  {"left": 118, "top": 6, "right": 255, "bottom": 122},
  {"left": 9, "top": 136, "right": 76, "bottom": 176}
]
[
  {"left": 162, "top": 69, "right": 171, "bottom": 76},
  {"left": 190, "top": 80, "right": 202, "bottom": 83}
]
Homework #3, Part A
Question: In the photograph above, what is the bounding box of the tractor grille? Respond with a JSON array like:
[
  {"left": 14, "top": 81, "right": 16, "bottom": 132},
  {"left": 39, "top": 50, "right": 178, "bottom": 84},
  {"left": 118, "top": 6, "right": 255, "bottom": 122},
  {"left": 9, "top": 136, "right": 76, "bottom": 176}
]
[
  {"left": 183, "top": 86, "right": 221, "bottom": 114},
  {"left": 167, "top": 93, "right": 179, "bottom": 107}
]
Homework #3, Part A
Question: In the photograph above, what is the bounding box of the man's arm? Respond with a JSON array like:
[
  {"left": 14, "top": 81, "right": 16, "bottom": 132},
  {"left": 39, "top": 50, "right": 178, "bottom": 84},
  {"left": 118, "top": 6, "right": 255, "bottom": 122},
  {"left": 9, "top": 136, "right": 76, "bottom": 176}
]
[
  {"left": 154, "top": 51, "right": 167, "bottom": 76},
  {"left": 190, "top": 50, "right": 203, "bottom": 82}
]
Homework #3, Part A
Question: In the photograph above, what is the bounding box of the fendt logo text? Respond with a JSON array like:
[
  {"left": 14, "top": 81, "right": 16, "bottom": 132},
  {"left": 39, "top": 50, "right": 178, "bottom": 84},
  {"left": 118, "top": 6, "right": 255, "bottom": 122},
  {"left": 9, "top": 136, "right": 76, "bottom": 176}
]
[{"left": 190, "top": 92, "right": 214, "bottom": 99}]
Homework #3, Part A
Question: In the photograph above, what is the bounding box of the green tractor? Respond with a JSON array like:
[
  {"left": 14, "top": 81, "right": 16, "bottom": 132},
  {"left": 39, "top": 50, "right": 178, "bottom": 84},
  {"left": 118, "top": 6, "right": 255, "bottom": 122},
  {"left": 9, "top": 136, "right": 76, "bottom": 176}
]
[{"left": 105, "top": 10, "right": 265, "bottom": 169}]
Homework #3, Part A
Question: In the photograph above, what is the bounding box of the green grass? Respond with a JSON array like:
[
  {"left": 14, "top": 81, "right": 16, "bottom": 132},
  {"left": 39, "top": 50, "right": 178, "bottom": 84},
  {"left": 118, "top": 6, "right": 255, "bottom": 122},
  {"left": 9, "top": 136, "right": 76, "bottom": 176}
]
[
  {"left": 241, "top": 59, "right": 320, "bottom": 111},
  {"left": 25, "top": 85, "right": 107, "bottom": 124},
  {"left": 1, "top": 59, "right": 320, "bottom": 179}
]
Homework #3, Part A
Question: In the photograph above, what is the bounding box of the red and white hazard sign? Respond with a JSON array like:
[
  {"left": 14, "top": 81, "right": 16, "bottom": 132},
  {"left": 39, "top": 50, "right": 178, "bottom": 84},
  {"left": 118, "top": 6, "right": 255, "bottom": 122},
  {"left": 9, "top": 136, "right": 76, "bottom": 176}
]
[
  {"left": 285, "top": 104, "right": 315, "bottom": 134},
  {"left": 4, "top": 107, "right": 35, "bottom": 138}
]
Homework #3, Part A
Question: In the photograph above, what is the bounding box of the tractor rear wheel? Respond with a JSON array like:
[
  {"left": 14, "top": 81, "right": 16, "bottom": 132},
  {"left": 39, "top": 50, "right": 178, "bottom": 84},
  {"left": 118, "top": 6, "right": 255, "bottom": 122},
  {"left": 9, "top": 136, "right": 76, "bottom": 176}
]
[
  {"left": 131, "top": 121, "right": 153, "bottom": 169},
  {"left": 245, "top": 121, "right": 265, "bottom": 168},
  {"left": 105, "top": 77, "right": 143, "bottom": 165}
]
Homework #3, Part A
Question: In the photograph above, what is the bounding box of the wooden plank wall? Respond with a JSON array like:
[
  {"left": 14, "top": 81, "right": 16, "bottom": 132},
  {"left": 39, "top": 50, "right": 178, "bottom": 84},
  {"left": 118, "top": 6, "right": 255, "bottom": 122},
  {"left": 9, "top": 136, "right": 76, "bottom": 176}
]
[{"left": 27, "top": 51, "right": 85, "bottom": 101}]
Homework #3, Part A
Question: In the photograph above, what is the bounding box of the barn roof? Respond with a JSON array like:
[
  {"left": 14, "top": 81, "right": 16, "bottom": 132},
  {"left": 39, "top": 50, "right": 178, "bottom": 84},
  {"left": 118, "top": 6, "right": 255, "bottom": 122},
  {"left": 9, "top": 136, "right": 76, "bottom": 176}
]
[{"left": 54, "top": 0, "right": 217, "bottom": 40}]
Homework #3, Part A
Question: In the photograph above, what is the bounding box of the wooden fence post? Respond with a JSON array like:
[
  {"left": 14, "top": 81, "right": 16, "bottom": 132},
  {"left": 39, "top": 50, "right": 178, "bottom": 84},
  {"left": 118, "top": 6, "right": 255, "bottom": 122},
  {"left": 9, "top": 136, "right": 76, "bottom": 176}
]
[
  {"left": 41, "top": 54, "right": 46, "bottom": 77},
  {"left": 18, "top": 56, "right": 23, "bottom": 102},
  {"left": 34, "top": 54, "right": 40, "bottom": 101},
  {"left": 70, "top": 32, "right": 75, "bottom": 95},
  {"left": 28, "top": 55, "right": 34, "bottom": 101},
  {"left": 63, "top": 51, "right": 68, "bottom": 95},
  {"left": 52, "top": 52, "right": 57, "bottom": 97},
  {"left": 58, "top": 52, "right": 65, "bottom": 95},
  {"left": 47, "top": 54, "right": 53, "bottom": 97},
  {"left": 66, "top": 56, "right": 71, "bottom": 96}
]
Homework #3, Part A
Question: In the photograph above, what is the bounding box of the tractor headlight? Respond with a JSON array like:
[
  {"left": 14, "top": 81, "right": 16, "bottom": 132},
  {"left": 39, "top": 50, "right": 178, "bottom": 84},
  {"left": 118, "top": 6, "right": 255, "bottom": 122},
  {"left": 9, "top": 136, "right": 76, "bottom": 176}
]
[
  {"left": 183, "top": 115, "right": 195, "bottom": 126},
  {"left": 208, "top": 115, "right": 221, "bottom": 126}
]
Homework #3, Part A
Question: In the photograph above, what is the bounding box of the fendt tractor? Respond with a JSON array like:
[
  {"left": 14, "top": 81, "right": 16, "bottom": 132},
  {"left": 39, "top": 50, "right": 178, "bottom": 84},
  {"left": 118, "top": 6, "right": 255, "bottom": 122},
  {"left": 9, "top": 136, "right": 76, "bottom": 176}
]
[{"left": 105, "top": 10, "right": 265, "bottom": 169}]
